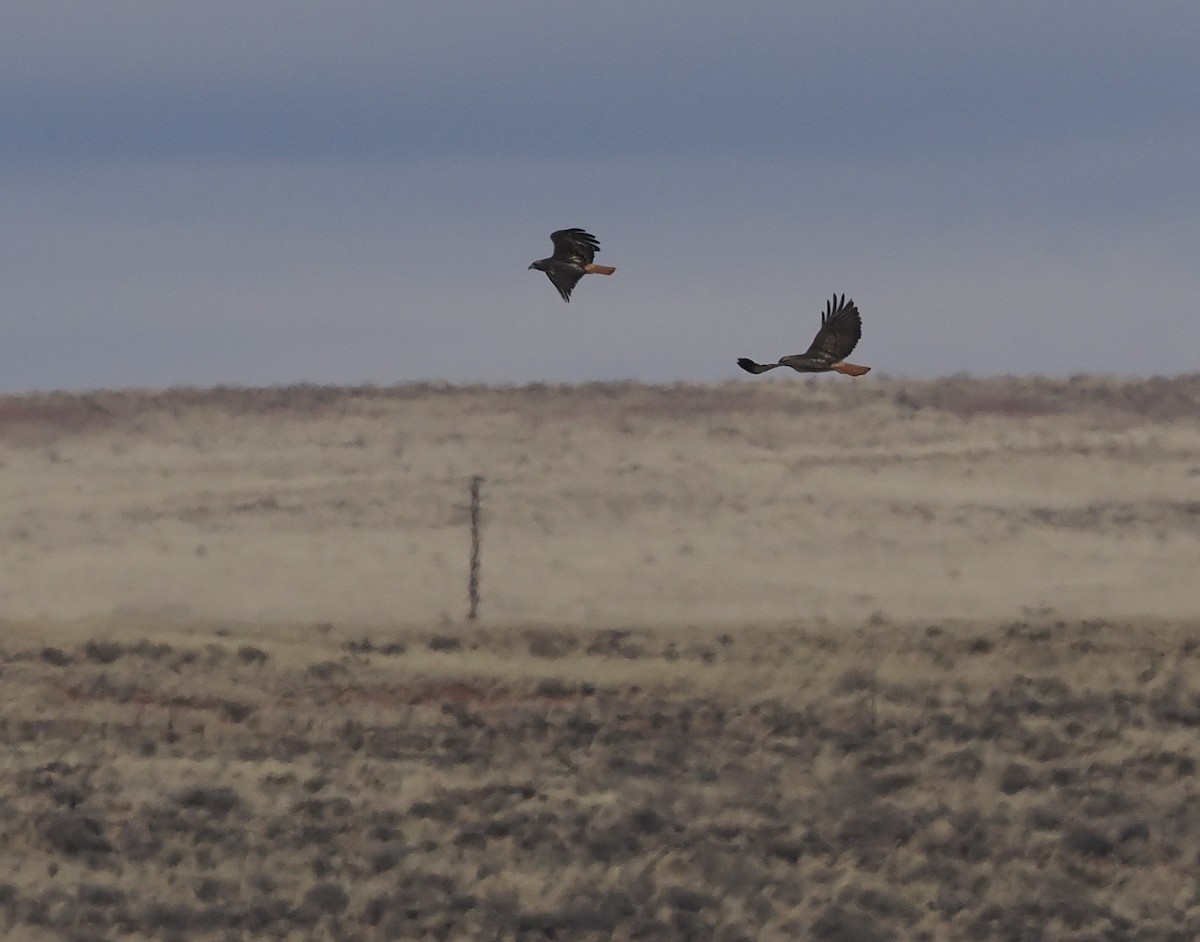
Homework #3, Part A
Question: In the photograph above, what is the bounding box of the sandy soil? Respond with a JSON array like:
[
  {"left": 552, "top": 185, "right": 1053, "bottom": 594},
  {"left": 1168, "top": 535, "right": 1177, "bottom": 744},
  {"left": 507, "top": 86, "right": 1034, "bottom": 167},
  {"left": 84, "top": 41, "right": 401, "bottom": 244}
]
[{"left": 2, "top": 376, "right": 1199, "bottom": 627}]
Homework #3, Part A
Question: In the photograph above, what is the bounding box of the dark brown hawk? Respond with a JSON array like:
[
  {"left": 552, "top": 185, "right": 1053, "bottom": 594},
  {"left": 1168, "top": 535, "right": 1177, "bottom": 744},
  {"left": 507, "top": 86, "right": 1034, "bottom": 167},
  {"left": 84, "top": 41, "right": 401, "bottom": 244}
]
[
  {"left": 737, "top": 294, "right": 871, "bottom": 377},
  {"left": 528, "top": 228, "right": 616, "bottom": 302}
]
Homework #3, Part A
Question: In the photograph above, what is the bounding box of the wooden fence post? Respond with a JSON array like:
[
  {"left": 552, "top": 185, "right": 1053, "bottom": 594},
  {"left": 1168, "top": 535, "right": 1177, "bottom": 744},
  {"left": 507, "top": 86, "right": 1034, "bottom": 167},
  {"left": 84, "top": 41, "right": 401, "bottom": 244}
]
[{"left": 468, "top": 475, "right": 484, "bottom": 621}]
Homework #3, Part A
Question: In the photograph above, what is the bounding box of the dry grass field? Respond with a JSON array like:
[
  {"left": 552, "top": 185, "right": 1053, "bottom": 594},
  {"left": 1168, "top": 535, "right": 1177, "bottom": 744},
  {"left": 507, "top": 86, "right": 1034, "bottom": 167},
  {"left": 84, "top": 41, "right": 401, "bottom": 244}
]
[
  {"left": 2, "top": 376, "right": 1200, "bottom": 939},
  {"left": 3, "top": 376, "right": 1199, "bottom": 626}
]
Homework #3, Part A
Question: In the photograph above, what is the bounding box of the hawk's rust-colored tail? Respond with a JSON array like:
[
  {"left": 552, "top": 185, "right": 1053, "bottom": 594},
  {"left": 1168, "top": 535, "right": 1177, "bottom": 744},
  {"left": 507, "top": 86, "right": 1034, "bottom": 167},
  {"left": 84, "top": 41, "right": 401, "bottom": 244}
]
[
  {"left": 832, "top": 362, "right": 871, "bottom": 376},
  {"left": 584, "top": 264, "right": 616, "bottom": 275}
]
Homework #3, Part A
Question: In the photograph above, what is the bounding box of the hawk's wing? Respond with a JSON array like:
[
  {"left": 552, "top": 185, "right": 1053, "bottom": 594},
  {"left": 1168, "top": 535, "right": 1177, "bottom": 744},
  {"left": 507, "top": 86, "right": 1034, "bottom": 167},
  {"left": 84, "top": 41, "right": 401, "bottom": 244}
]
[
  {"left": 549, "top": 228, "right": 600, "bottom": 266},
  {"left": 544, "top": 265, "right": 584, "bottom": 302},
  {"left": 789, "top": 294, "right": 862, "bottom": 367}
]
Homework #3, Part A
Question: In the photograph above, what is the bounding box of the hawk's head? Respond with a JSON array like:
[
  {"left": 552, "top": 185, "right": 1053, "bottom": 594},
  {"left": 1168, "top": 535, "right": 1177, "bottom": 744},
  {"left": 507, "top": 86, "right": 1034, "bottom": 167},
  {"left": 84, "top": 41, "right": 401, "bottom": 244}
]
[{"left": 528, "top": 260, "right": 546, "bottom": 272}]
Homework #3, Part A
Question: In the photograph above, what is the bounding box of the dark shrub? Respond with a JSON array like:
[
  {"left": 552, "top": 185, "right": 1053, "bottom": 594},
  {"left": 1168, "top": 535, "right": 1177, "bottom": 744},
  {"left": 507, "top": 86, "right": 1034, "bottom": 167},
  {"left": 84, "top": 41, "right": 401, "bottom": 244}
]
[
  {"left": 427, "top": 635, "right": 463, "bottom": 652},
  {"left": 83, "top": 640, "right": 125, "bottom": 664},
  {"left": 237, "top": 645, "right": 269, "bottom": 664},
  {"left": 999, "top": 762, "right": 1036, "bottom": 795},
  {"left": 41, "top": 647, "right": 71, "bottom": 666},
  {"left": 41, "top": 812, "right": 112, "bottom": 855},
  {"left": 176, "top": 786, "right": 242, "bottom": 817},
  {"left": 303, "top": 882, "right": 350, "bottom": 916},
  {"left": 1063, "top": 825, "right": 1115, "bottom": 857}
]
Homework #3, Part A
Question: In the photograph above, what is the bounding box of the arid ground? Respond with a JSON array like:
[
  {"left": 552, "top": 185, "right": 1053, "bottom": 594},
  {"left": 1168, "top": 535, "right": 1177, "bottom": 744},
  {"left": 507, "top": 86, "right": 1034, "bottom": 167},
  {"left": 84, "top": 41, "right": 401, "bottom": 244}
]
[
  {"left": 3, "top": 376, "right": 1200, "bottom": 626},
  {"left": 2, "top": 376, "right": 1199, "bottom": 939}
]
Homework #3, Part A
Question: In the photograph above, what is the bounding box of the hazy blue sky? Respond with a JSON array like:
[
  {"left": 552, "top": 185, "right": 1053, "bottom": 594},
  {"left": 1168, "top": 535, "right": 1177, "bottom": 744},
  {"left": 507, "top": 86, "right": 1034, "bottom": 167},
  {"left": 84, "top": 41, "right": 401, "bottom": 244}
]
[{"left": 3, "top": 2, "right": 1198, "bottom": 392}]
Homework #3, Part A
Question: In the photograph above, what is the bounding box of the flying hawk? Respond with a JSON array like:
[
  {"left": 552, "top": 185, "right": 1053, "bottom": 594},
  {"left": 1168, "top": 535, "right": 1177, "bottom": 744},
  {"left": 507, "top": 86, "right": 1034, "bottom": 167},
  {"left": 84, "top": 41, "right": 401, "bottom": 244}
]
[
  {"left": 737, "top": 294, "right": 871, "bottom": 377},
  {"left": 528, "top": 228, "right": 616, "bottom": 302}
]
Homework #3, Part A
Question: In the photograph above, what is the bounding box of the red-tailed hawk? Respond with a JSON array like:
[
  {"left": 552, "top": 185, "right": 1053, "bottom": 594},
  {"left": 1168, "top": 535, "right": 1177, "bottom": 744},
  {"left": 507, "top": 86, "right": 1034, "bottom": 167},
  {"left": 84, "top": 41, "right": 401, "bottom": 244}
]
[
  {"left": 737, "top": 294, "right": 870, "bottom": 377},
  {"left": 528, "top": 228, "right": 616, "bottom": 302}
]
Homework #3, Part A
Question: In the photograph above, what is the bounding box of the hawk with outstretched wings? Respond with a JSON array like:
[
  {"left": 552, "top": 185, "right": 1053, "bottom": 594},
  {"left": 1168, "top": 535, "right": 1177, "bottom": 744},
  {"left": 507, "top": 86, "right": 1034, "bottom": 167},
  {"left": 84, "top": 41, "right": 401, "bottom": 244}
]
[
  {"left": 737, "top": 294, "right": 871, "bottom": 377},
  {"left": 528, "top": 228, "right": 616, "bottom": 302}
]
